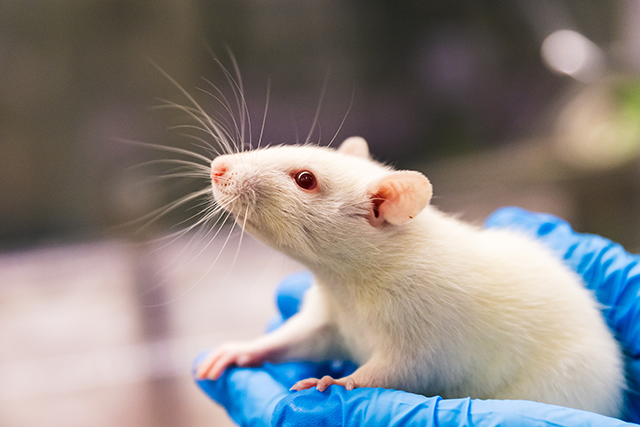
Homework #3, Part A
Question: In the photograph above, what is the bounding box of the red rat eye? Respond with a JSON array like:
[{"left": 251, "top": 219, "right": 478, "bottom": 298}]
[{"left": 294, "top": 171, "right": 317, "bottom": 191}]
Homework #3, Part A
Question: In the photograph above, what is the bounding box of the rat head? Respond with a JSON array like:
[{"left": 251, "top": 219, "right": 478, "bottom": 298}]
[{"left": 210, "top": 137, "right": 432, "bottom": 269}]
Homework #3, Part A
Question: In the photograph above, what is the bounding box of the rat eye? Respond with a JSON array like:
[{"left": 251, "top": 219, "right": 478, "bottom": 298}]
[{"left": 294, "top": 171, "right": 317, "bottom": 191}]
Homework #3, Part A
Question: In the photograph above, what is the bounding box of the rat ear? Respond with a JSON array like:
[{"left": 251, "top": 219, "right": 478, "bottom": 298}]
[
  {"left": 338, "top": 136, "right": 370, "bottom": 159},
  {"left": 367, "top": 171, "right": 432, "bottom": 226}
]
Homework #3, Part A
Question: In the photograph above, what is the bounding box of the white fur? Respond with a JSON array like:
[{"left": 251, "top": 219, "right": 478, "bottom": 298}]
[{"left": 207, "top": 140, "right": 625, "bottom": 417}]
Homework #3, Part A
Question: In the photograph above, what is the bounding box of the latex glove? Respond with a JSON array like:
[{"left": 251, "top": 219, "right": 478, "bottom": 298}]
[{"left": 195, "top": 207, "right": 640, "bottom": 427}]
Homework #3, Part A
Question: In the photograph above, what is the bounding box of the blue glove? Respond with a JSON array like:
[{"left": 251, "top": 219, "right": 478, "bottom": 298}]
[{"left": 195, "top": 207, "right": 640, "bottom": 426}]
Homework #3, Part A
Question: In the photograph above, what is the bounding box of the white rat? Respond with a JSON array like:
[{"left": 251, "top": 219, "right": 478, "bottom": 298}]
[{"left": 196, "top": 136, "right": 625, "bottom": 417}]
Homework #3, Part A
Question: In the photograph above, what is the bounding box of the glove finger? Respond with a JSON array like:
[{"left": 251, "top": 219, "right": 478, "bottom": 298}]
[
  {"left": 273, "top": 386, "right": 636, "bottom": 427},
  {"left": 194, "top": 350, "right": 288, "bottom": 427},
  {"left": 194, "top": 349, "right": 346, "bottom": 419}
]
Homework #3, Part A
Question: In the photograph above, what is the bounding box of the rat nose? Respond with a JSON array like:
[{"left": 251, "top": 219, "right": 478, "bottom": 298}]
[{"left": 210, "top": 157, "right": 229, "bottom": 184}]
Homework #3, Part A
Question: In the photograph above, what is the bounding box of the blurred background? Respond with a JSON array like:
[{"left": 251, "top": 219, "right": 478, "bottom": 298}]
[{"left": 1, "top": 1, "right": 640, "bottom": 426}]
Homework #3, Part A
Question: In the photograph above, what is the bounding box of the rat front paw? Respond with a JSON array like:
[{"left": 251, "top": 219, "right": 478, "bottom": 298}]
[
  {"left": 290, "top": 375, "right": 356, "bottom": 392},
  {"left": 196, "top": 341, "right": 266, "bottom": 381}
]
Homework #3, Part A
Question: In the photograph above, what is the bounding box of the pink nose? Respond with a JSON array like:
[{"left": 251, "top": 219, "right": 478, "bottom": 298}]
[{"left": 210, "top": 158, "right": 229, "bottom": 183}]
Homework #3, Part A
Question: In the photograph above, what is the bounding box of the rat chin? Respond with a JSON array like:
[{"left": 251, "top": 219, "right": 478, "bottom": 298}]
[
  {"left": 232, "top": 213, "right": 263, "bottom": 239},
  {"left": 233, "top": 213, "right": 250, "bottom": 229}
]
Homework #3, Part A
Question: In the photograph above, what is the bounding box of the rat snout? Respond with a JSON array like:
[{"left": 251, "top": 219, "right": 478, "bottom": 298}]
[
  {"left": 210, "top": 154, "right": 259, "bottom": 212},
  {"left": 211, "top": 157, "right": 230, "bottom": 184}
]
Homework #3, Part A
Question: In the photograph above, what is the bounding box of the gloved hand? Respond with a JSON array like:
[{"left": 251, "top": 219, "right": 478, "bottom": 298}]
[{"left": 195, "top": 206, "right": 640, "bottom": 427}]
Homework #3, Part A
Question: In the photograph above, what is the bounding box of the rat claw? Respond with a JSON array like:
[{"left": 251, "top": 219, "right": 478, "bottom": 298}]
[
  {"left": 317, "top": 375, "right": 335, "bottom": 392},
  {"left": 345, "top": 377, "right": 355, "bottom": 390},
  {"left": 236, "top": 354, "right": 250, "bottom": 366},
  {"left": 195, "top": 341, "right": 268, "bottom": 381},
  {"left": 290, "top": 378, "right": 320, "bottom": 391},
  {"left": 290, "top": 375, "right": 358, "bottom": 392},
  {"left": 195, "top": 348, "right": 221, "bottom": 379}
]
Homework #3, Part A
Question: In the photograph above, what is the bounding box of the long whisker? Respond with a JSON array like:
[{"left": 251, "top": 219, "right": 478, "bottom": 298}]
[
  {"left": 129, "top": 187, "right": 213, "bottom": 232},
  {"left": 170, "top": 200, "right": 218, "bottom": 229},
  {"left": 143, "top": 211, "right": 241, "bottom": 307},
  {"left": 166, "top": 125, "right": 226, "bottom": 156},
  {"left": 327, "top": 87, "right": 355, "bottom": 148},
  {"left": 132, "top": 167, "right": 211, "bottom": 184},
  {"left": 135, "top": 212, "right": 221, "bottom": 301},
  {"left": 147, "top": 206, "right": 225, "bottom": 250},
  {"left": 162, "top": 209, "right": 234, "bottom": 273},
  {"left": 257, "top": 77, "right": 271, "bottom": 150},
  {"left": 134, "top": 157, "right": 212, "bottom": 172},
  {"left": 212, "top": 205, "right": 250, "bottom": 293},
  {"left": 292, "top": 113, "right": 300, "bottom": 145},
  {"left": 212, "top": 50, "right": 251, "bottom": 152},
  {"left": 162, "top": 99, "right": 238, "bottom": 149},
  {"left": 154, "top": 100, "right": 235, "bottom": 156},
  {"left": 150, "top": 61, "right": 237, "bottom": 155},
  {"left": 116, "top": 138, "right": 212, "bottom": 164},
  {"left": 221, "top": 51, "right": 249, "bottom": 151},
  {"left": 196, "top": 85, "right": 241, "bottom": 144},
  {"left": 139, "top": 172, "right": 211, "bottom": 184},
  {"left": 150, "top": 208, "right": 232, "bottom": 276},
  {"left": 178, "top": 133, "right": 224, "bottom": 158},
  {"left": 198, "top": 81, "right": 236, "bottom": 120},
  {"left": 143, "top": 206, "right": 223, "bottom": 273},
  {"left": 304, "top": 68, "right": 330, "bottom": 146}
]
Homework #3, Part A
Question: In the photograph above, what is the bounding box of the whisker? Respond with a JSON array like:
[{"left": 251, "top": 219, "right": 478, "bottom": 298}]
[
  {"left": 132, "top": 169, "right": 211, "bottom": 184},
  {"left": 212, "top": 51, "right": 252, "bottom": 152},
  {"left": 304, "top": 68, "right": 330, "bottom": 146},
  {"left": 211, "top": 205, "right": 250, "bottom": 293},
  {"left": 198, "top": 80, "right": 236, "bottom": 119},
  {"left": 150, "top": 208, "right": 232, "bottom": 275},
  {"left": 166, "top": 123, "right": 227, "bottom": 153},
  {"left": 139, "top": 173, "right": 211, "bottom": 185},
  {"left": 144, "top": 206, "right": 220, "bottom": 266},
  {"left": 128, "top": 187, "right": 213, "bottom": 232},
  {"left": 154, "top": 101, "right": 235, "bottom": 156},
  {"left": 134, "top": 157, "right": 212, "bottom": 172},
  {"left": 196, "top": 85, "right": 241, "bottom": 146},
  {"left": 221, "top": 52, "right": 249, "bottom": 151},
  {"left": 116, "top": 138, "right": 212, "bottom": 164},
  {"left": 327, "top": 87, "right": 355, "bottom": 148},
  {"left": 147, "top": 205, "right": 224, "bottom": 249},
  {"left": 138, "top": 208, "right": 228, "bottom": 303},
  {"left": 176, "top": 133, "right": 223, "bottom": 159},
  {"left": 142, "top": 211, "right": 241, "bottom": 307},
  {"left": 170, "top": 200, "right": 218, "bottom": 229},
  {"left": 165, "top": 97, "right": 238, "bottom": 148},
  {"left": 292, "top": 113, "right": 300, "bottom": 145},
  {"left": 150, "top": 61, "right": 237, "bottom": 156},
  {"left": 257, "top": 77, "right": 271, "bottom": 150},
  {"left": 202, "top": 47, "right": 243, "bottom": 148},
  {"left": 164, "top": 209, "right": 235, "bottom": 273}
]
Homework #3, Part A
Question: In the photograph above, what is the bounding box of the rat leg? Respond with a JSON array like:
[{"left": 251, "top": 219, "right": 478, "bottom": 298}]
[
  {"left": 197, "top": 285, "right": 342, "bottom": 380},
  {"left": 290, "top": 354, "right": 387, "bottom": 392}
]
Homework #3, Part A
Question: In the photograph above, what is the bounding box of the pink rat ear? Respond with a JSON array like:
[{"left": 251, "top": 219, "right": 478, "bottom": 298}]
[
  {"left": 367, "top": 171, "right": 432, "bottom": 226},
  {"left": 337, "top": 136, "right": 370, "bottom": 159}
]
